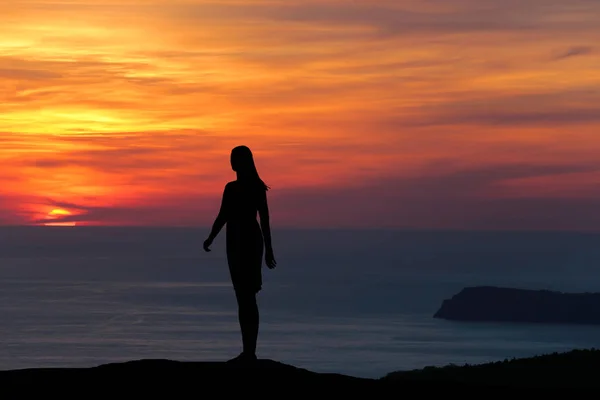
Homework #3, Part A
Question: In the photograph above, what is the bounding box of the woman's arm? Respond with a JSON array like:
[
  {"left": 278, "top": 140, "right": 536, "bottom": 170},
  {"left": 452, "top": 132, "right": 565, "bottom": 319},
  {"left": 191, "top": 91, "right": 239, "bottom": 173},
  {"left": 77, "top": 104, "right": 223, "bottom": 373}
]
[
  {"left": 258, "top": 189, "right": 276, "bottom": 268},
  {"left": 204, "top": 184, "right": 231, "bottom": 250}
]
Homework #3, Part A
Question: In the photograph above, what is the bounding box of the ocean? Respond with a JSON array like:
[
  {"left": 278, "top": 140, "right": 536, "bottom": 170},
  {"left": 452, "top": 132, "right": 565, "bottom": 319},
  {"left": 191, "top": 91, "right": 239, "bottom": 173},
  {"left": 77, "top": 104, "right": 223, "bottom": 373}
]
[{"left": 1, "top": 226, "right": 600, "bottom": 378}]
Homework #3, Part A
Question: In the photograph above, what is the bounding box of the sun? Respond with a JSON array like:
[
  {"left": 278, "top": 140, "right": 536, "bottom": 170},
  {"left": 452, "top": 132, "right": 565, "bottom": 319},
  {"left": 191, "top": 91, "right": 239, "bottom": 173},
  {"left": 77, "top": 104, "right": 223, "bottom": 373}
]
[{"left": 44, "top": 208, "right": 77, "bottom": 226}]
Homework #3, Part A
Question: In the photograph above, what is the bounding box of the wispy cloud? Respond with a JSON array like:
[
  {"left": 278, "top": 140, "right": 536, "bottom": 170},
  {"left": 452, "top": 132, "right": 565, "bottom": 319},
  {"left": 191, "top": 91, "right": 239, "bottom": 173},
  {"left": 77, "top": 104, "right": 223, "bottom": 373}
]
[{"left": 554, "top": 46, "right": 594, "bottom": 60}]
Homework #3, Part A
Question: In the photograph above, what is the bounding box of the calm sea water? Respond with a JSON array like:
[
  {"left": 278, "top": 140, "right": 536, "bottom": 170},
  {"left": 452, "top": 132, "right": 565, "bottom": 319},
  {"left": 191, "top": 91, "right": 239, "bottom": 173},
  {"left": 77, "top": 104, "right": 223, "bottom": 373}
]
[{"left": 1, "top": 226, "right": 600, "bottom": 378}]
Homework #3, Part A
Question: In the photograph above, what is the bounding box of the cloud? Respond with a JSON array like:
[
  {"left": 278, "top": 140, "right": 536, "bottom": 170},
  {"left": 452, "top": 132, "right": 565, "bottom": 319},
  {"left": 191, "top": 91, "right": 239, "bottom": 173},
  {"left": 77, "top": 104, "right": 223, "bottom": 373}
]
[
  {"left": 268, "top": 161, "right": 600, "bottom": 231},
  {"left": 554, "top": 46, "right": 594, "bottom": 60},
  {"left": 34, "top": 194, "right": 220, "bottom": 226},
  {"left": 0, "top": 68, "right": 62, "bottom": 80},
  {"left": 165, "top": 0, "right": 600, "bottom": 39},
  {"left": 400, "top": 90, "right": 600, "bottom": 128},
  {"left": 21, "top": 156, "right": 600, "bottom": 232},
  {"left": 2, "top": 0, "right": 600, "bottom": 229},
  {"left": 423, "top": 109, "right": 600, "bottom": 127},
  {"left": 0, "top": 195, "right": 30, "bottom": 225}
]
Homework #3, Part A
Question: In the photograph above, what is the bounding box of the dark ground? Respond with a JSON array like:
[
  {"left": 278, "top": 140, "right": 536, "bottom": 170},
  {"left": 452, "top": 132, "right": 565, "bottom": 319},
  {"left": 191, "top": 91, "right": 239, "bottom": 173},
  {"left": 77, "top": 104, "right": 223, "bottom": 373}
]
[
  {"left": 384, "top": 348, "right": 600, "bottom": 388},
  {"left": 1, "top": 349, "right": 598, "bottom": 395}
]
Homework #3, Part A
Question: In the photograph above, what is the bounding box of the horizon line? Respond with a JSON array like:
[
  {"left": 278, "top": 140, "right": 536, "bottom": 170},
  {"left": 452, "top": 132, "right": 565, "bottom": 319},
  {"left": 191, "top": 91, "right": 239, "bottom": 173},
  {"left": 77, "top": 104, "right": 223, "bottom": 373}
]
[{"left": 0, "top": 224, "right": 599, "bottom": 235}]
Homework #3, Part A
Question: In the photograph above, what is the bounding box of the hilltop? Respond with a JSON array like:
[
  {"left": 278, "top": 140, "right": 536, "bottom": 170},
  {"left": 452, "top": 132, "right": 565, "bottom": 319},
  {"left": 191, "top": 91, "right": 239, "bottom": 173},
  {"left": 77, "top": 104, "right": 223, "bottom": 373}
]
[{"left": 2, "top": 349, "right": 599, "bottom": 393}]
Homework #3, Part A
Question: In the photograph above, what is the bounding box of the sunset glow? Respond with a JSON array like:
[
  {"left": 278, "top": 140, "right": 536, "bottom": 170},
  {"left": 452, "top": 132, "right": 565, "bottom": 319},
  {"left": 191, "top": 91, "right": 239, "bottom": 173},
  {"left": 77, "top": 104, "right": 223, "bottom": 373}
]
[
  {"left": 43, "top": 209, "right": 76, "bottom": 226},
  {"left": 2, "top": 1, "right": 600, "bottom": 230}
]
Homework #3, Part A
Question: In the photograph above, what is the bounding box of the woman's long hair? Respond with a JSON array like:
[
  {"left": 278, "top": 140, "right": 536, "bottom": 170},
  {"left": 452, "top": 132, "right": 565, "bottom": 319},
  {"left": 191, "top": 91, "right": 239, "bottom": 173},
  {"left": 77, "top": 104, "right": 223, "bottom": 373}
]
[{"left": 231, "top": 145, "right": 269, "bottom": 191}]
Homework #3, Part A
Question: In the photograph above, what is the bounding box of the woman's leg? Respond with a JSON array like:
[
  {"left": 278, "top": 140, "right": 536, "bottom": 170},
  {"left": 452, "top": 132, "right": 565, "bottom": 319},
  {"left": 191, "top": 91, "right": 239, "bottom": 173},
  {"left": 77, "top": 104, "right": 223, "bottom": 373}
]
[{"left": 234, "top": 288, "right": 259, "bottom": 358}]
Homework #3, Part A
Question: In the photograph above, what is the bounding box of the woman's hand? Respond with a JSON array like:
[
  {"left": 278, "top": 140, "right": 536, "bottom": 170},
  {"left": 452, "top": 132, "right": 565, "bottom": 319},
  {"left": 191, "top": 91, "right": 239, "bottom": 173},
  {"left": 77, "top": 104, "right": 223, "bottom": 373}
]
[
  {"left": 203, "top": 238, "right": 213, "bottom": 252},
  {"left": 265, "top": 248, "right": 277, "bottom": 269}
]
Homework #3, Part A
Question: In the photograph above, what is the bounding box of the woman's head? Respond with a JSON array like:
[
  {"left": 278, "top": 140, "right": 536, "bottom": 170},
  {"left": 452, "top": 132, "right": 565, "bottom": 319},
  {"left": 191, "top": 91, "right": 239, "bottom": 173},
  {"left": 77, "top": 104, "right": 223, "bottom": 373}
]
[{"left": 230, "top": 145, "right": 269, "bottom": 191}]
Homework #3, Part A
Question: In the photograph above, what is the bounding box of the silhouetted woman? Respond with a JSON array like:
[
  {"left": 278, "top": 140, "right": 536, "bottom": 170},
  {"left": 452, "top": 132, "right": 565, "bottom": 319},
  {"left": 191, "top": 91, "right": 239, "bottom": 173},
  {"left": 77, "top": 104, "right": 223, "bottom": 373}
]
[{"left": 203, "top": 145, "right": 277, "bottom": 363}]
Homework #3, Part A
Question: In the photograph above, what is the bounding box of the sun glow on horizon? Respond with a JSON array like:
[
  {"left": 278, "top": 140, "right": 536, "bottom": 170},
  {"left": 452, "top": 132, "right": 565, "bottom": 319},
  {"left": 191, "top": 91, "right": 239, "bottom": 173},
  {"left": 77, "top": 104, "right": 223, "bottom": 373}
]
[{"left": 43, "top": 209, "right": 77, "bottom": 227}]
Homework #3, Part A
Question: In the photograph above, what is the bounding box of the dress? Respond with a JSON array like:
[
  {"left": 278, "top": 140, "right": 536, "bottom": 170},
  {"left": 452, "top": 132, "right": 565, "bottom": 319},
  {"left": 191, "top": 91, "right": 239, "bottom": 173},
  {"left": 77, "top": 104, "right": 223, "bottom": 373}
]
[{"left": 223, "top": 180, "right": 265, "bottom": 293}]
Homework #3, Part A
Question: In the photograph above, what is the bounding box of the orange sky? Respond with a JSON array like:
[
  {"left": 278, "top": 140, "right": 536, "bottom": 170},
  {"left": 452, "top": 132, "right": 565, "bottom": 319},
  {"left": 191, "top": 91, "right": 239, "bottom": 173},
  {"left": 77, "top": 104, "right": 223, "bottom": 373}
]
[{"left": 1, "top": 0, "right": 600, "bottom": 230}]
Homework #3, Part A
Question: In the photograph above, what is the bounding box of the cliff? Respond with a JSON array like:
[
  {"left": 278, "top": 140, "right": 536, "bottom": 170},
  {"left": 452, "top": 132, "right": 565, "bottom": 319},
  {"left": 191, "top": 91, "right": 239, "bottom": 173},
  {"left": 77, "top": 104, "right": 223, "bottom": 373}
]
[{"left": 434, "top": 286, "right": 600, "bottom": 325}]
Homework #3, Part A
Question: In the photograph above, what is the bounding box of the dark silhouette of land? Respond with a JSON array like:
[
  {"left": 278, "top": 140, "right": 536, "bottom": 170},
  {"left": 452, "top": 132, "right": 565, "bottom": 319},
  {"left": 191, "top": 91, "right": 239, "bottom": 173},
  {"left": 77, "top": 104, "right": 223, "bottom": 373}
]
[
  {"left": 384, "top": 348, "right": 600, "bottom": 388},
  {"left": 1, "top": 349, "right": 599, "bottom": 391},
  {"left": 434, "top": 286, "right": 600, "bottom": 325},
  {"left": 203, "top": 145, "right": 277, "bottom": 363}
]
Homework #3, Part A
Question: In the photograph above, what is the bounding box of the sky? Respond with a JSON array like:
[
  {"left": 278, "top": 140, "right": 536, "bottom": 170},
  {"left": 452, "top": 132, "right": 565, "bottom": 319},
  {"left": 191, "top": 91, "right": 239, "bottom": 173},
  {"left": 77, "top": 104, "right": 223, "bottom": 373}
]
[{"left": 1, "top": 0, "right": 599, "bottom": 230}]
